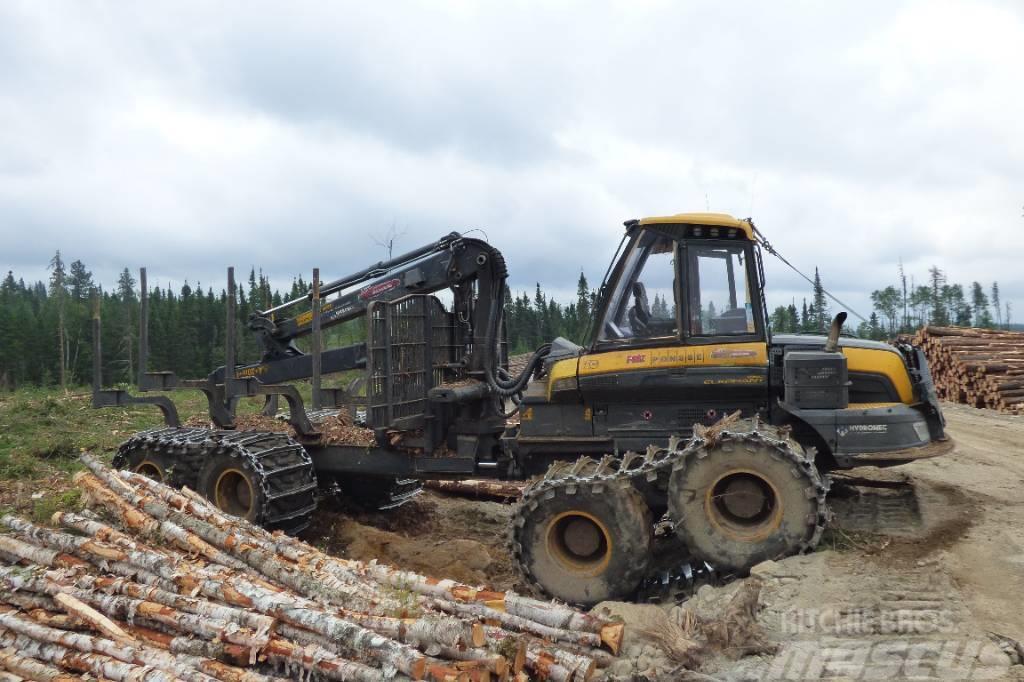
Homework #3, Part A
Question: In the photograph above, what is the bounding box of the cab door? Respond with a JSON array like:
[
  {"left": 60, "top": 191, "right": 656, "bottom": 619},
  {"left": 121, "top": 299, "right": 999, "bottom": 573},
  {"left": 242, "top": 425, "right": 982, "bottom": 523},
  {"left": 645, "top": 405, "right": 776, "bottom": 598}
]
[
  {"left": 578, "top": 228, "right": 686, "bottom": 448},
  {"left": 678, "top": 240, "right": 769, "bottom": 414}
]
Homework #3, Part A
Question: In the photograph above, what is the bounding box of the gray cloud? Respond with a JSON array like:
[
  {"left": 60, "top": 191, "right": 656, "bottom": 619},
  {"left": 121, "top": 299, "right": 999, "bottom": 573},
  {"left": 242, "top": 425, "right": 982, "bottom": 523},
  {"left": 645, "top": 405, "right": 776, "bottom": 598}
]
[{"left": 1, "top": 0, "right": 1022, "bottom": 322}]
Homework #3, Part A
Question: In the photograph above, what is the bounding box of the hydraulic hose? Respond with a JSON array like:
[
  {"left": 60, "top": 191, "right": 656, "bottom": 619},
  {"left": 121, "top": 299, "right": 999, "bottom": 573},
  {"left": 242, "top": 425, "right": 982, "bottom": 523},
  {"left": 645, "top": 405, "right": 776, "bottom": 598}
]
[{"left": 483, "top": 279, "right": 551, "bottom": 396}]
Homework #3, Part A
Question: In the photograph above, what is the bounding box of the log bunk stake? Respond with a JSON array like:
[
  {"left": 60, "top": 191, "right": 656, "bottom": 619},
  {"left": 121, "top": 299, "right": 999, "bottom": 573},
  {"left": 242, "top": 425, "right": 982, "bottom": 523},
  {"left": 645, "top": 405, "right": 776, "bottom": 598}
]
[
  {"left": 0, "top": 454, "right": 626, "bottom": 682},
  {"left": 909, "top": 326, "right": 1024, "bottom": 414}
]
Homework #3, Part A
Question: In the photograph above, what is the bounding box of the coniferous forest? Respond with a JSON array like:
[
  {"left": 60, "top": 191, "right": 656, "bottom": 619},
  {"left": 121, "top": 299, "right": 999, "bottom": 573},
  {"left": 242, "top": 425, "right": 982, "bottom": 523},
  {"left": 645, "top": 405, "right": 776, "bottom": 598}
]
[{"left": 0, "top": 251, "right": 1014, "bottom": 390}]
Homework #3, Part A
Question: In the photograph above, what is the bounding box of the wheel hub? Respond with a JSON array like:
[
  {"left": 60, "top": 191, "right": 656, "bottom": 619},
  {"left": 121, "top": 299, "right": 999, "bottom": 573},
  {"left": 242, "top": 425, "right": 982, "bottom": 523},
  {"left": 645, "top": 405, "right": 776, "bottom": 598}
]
[
  {"left": 133, "top": 460, "right": 164, "bottom": 483},
  {"left": 563, "top": 517, "right": 602, "bottom": 557},
  {"left": 719, "top": 475, "right": 769, "bottom": 520},
  {"left": 706, "top": 470, "right": 782, "bottom": 540},
  {"left": 215, "top": 469, "right": 254, "bottom": 517},
  {"left": 545, "top": 511, "right": 612, "bottom": 576}
]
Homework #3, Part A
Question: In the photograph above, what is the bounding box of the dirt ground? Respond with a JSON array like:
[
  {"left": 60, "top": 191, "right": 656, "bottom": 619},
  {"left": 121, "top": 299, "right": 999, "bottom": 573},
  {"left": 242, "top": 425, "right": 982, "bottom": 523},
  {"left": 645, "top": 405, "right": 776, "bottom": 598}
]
[
  {"left": 305, "top": 488, "right": 519, "bottom": 591},
  {"left": 311, "top": 403, "right": 1024, "bottom": 679},
  {"left": 680, "top": 401, "right": 1024, "bottom": 681}
]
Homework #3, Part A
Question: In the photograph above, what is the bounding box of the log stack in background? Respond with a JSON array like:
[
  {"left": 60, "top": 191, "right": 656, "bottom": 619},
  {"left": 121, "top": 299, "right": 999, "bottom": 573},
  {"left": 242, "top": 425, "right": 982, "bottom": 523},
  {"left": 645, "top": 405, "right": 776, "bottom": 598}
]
[
  {"left": 0, "top": 454, "right": 624, "bottom": 682},
  {"left": 912, "top": 326, "right": 1024, "bottom": 414}
]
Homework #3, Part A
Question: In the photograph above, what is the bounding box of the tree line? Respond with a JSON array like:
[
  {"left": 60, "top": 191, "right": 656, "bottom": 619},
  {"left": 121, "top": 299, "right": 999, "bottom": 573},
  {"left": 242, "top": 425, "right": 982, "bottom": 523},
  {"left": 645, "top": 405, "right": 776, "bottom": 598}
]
[
  {"left": 0, "top": 253, "right": 366, "bottom": 390},
  {"left": 0, "top": 252, "right": 597, "bottom": 390},
  {"left": 768, "top": 264, "right": 1012, "bottom": 339},
  {"left": 0, "top": 251, "right": 1014, "bottom": 390}
]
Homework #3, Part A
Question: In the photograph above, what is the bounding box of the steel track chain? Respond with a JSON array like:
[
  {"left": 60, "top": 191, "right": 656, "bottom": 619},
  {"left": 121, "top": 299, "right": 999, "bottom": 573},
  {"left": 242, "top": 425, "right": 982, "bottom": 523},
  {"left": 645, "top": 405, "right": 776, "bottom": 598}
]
[
  {"left": 113, "top": 426, "right": 318, "bottom": 534},
  {"left": 509, "top": 417, "right": 831, "bottom": 601}
]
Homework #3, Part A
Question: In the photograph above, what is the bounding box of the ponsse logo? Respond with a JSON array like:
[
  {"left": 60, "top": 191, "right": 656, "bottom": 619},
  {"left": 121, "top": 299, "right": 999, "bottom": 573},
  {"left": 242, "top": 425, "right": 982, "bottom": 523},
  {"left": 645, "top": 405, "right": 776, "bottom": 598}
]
[
  {"left": 359, "top": 278, "right": 401, "bottom": 300},
  {"left": 626, "top": 353, "right": 646, "bottom": 364}
]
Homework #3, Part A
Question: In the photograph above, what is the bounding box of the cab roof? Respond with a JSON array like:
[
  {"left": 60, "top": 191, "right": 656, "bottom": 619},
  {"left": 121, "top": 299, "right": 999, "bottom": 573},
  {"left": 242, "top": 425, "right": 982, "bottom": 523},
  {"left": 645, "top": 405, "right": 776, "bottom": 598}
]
[{"left": 637, "top": 212, "right": 754, "bottom": 240}]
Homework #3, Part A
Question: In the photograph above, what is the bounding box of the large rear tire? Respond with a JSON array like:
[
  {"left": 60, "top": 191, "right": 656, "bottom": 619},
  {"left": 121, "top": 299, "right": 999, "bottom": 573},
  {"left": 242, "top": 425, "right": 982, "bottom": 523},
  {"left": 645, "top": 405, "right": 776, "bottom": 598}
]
[
  {"left": 668, "top": 436, "right": 826, "bottom": 573},
  {"left": 512, "top": 478, "right": 652, "bottom": 606},
  {"left": 196, "top": 453, "right": 267, "bottom": 525}
]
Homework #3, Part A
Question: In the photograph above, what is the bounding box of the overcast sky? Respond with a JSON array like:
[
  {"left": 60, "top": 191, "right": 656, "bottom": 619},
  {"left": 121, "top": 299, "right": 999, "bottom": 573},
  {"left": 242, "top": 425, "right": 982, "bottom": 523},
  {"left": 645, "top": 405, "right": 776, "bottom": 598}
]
[{"left": 1, "top": 0, "right": 1022, "bottom": 322}]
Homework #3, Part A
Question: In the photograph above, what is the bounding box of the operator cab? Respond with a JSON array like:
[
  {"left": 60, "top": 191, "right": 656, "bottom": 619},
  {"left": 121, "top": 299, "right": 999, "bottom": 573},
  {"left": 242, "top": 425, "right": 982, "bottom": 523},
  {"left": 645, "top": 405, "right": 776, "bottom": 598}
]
[
  {"left": 594, "top": 213, "right": 766, "bottom": 350},
  {"left": 523, "top": 214, "right": 770, "bottom": 464}
]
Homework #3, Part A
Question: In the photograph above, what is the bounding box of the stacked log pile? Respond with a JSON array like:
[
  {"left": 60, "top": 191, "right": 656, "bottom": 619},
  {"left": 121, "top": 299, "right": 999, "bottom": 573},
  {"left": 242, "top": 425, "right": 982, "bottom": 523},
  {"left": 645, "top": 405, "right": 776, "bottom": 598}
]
[
  {"left": 0, "top": 454, "right": 623, "bottom": 681},
  {"left": 912, "top": 326, "right": 1024, "bottom": 413}
]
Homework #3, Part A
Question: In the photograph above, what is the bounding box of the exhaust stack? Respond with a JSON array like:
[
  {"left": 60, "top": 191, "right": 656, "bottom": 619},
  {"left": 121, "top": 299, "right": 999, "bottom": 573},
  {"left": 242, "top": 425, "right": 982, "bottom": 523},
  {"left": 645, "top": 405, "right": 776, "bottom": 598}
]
[{"left": 824, "top": 312, "right": 848, "bottom": 353}]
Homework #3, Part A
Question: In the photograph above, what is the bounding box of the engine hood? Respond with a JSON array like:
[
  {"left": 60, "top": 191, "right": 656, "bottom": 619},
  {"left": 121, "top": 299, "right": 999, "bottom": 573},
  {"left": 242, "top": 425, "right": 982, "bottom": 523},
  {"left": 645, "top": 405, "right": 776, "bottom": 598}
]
[{"left": 770, "top": 334, "right": 897, "bottom": 353}]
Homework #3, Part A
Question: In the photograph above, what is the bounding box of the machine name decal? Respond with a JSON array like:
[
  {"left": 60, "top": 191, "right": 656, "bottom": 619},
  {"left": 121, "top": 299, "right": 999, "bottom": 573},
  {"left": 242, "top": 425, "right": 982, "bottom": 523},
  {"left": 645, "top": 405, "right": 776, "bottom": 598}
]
[
  {"left": 296, "top": 300, "right": 336, "bottom": 326},
  {"left": 703, "top": 375, "right": 765, "bottom": 385},
  {"left": 626, "top": 353, "right": 647, "bottom": 364},
  {"left": 359, "top": 278, "right": 401, "bottom": 300},
  {"left": 710, "top": 348, "right": 758, "bottom": 359},
  {"left": 652, "top": 350, "right": 704, "bottom": 364},
  {"left": 838, "top": 424, "right": 888, "bottom": 437},
  {"left": 237, "top": 365, "right": 268, "bottom": 378}
]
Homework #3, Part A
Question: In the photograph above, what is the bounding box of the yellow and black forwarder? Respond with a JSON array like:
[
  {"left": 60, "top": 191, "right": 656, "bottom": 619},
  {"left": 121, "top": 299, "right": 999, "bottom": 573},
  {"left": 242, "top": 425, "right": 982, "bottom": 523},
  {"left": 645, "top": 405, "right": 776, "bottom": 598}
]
[{"left": 92, "top": 212, "right": 951, "bottom": 606}]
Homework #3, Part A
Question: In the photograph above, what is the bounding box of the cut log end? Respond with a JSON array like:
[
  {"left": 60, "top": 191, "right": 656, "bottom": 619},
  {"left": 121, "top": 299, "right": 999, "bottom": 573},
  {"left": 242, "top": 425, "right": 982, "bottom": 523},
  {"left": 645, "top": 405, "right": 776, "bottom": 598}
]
[{"left": 600, "top": 622, "right": 624, "bottom": 655}]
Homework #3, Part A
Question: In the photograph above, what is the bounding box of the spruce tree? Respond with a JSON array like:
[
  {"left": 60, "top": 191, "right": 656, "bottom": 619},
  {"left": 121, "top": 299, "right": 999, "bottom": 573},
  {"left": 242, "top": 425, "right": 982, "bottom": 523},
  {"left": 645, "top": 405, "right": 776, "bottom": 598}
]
[
  {"left": 811, "top": 268, "right": 829, "bottom": 332},
  {"left": 970, "top": 282, "right": 993, "bottom": 328},
  {"left": 48, "top": 251, "right": 68, "bottom": 389},
  {"left": 575, "top": 272, "right": 591, "bottom": 342},
  {"left": 991, "top": 282, "right": 1001, "bottom": 327},
  {"left": 928, "top": 266, "right": 949, "bottom": 326}
]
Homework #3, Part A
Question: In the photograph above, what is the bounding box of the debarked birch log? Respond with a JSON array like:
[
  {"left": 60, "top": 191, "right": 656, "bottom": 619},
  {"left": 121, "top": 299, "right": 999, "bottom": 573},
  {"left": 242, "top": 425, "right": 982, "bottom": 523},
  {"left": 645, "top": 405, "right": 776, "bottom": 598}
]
[
  {"left": 121, "top": 465, "right": 620, "bottom": 654},
  {"left": 0, "top": 626, "right": 190, "bottom": 682},
  {"left": 120, "top": 467, "right": 617, "bottom": 651},
  {"left": 0, "top": 646, "right": 79, "bottom": 682},
  {"left": 0, "top": 516, "right": 430, "bottom": 679},
  {"left": 0, "top": 609, "right": 280, "bottom": 682},
  {"left": 429, "top": 600, "right": 603, "bottom": 652},
  {"left": 74, "top": 470, "right": 247, "bottom": 571},
  {"left": 58, "top": 473, "right": 485, "bottom": 656}
]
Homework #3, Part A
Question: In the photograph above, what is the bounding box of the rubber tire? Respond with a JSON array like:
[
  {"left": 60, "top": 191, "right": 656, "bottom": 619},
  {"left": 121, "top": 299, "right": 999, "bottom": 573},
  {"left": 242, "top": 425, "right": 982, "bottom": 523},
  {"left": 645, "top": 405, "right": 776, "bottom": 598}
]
[
  {"left": 196, "top": 453, "right": 268, "bottom": 525},
  {"left": 117, "top": 447, "right": 189, "bottom": 488},
  {"left": 668, "top": 439, "right": 820, "bottom": 574},
  {"left": 515, "top": 480, "right": 652, "bottom": 606}
]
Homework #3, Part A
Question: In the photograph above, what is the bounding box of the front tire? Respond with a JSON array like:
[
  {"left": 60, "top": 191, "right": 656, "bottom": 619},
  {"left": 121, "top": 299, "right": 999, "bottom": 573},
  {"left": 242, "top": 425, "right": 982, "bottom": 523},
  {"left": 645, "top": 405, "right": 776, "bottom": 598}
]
[{"left": 668, "top": 436, "right": 826, "bottom": 573}]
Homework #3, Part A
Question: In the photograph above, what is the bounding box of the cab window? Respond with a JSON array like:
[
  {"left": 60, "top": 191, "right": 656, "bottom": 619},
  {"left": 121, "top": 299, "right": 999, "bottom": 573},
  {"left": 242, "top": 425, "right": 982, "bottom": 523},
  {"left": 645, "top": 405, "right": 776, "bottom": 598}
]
[
  {"left": 688, "top": 244, "right": 755, "bottom": 336},
  {"left": 598, "top": 232, "right": 678, "bottom": 342}
]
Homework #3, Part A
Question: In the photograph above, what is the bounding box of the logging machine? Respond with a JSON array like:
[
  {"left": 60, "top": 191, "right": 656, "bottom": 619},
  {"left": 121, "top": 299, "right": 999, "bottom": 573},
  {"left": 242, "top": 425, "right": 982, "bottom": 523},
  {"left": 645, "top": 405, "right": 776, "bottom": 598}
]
[{"left": 92, "top": 213, "right": 952, "bottom": 605}]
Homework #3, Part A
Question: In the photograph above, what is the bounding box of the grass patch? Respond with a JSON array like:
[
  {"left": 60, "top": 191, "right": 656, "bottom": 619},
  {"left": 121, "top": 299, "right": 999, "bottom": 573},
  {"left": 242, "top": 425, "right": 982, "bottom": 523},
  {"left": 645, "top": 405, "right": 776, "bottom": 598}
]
[
  {"left": 0, "top": 377, "right": 363, "bottom": 483},
  {"left": 31, "top": 489, "right": 83, "bottom": 525}
]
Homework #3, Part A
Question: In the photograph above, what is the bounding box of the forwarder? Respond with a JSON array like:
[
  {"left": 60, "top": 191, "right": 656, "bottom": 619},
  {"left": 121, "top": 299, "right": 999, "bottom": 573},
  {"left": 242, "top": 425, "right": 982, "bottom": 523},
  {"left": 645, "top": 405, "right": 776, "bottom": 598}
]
[{"left": 92, "top": 213, "right": 952, "bottom": 605}]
